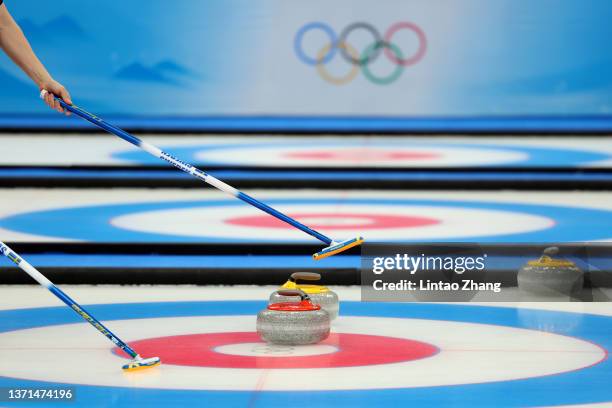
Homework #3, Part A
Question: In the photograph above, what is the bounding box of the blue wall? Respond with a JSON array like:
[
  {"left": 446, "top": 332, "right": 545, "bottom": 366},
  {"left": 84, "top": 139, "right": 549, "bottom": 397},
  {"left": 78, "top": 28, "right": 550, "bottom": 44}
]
[{"left": 1, "top": 0, "right": 611, "bottom": 131}]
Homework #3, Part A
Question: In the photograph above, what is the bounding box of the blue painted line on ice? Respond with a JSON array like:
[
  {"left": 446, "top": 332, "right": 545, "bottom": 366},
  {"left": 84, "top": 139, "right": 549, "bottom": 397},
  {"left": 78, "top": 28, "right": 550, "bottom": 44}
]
[
  {"left": 0, "top": 254, "right": 610, "bottom": 271},
  {"left": 1, "top": 114, "right": 612, "bottom": 132},
  {"left": 0, "top": 254, "right": 357, "bottom": 269},
  {"left": 0, "top": 168, "right": 611, "bottom": 182}
]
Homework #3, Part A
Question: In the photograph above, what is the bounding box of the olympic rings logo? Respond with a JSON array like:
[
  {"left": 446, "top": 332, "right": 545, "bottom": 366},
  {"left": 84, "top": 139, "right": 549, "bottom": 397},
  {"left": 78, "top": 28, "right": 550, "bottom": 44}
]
[{"left": 294, "top": 21, "right": 427, "bottom": 85}]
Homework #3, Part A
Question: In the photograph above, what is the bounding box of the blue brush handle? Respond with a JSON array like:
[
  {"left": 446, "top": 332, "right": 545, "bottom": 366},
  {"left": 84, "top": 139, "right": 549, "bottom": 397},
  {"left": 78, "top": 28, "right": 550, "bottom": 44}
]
[
  {"left": 47, "top": 93, "right": 334, "bottom": 245},
  {"left": 0, "top": 241, "right": 139, "bottom": 359},
  {"left": 55, "top": 99, "right": 144, "bottom": 148},
  {"left": 47, "top": 285, "right": 139, "bottom": 358}
]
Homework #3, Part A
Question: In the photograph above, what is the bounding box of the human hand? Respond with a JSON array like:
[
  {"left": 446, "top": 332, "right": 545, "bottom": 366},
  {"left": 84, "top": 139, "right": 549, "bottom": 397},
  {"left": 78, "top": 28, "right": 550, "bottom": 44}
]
[{"left": 40, "top": 79, "right": 72, "bottom": 115}]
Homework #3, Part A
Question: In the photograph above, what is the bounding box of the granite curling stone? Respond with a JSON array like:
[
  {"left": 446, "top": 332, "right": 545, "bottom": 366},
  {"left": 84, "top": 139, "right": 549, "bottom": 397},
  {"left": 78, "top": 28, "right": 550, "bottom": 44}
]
[
  {"left": 517, "top": 246, "right": 584, "bottom": 298},
  {"left": 257, "top": 289, "right": 330, "bottom": 345},
  {"left": 269, "top": 272, "right": 339, "bottom": 320}
]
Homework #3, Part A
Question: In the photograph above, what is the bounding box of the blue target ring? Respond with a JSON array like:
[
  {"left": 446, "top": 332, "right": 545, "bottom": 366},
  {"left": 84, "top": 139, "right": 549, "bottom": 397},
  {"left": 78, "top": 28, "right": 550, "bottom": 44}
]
[
  {"left": 0, "top": 198, "right": 611, "bottom": 243},
  {"left": 112, "top": 142, "right": 610, "bottom": 167},
  {"left": 0, "top": 301, "right": 610, "bottom": 407}
]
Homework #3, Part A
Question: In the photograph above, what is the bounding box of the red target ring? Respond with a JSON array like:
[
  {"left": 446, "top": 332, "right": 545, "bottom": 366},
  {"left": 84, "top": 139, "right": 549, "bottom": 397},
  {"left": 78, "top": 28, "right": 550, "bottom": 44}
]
[
  {"left": 115, "top": 332, "right": 439, "bottom": 369},
  {"left": 284, "top": 149, "right": 439, "bottom": 162},
  {"left": 225, "top": 213, "right": 440, "bottom": 230}
]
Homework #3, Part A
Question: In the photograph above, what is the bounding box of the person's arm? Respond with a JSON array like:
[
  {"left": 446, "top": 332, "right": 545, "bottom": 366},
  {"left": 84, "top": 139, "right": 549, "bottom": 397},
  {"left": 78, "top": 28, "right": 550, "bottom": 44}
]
[{"left": 0, "top": 2, "right": 72, "bottom": 114}]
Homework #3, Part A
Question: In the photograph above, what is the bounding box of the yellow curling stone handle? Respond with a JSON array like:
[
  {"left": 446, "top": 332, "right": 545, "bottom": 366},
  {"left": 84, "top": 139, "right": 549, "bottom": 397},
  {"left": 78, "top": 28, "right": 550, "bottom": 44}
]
[{"left": 282, "top": 272, "right": 330, "bottom": 294}]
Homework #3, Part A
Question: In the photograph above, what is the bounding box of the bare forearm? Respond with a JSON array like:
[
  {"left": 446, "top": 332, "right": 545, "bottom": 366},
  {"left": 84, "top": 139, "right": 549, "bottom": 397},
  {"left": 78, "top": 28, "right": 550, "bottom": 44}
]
[
  {"left": 0, "top": 5, "right": 52, "bottom": 88},
  {"left": 0, "top": 4, "right": 72, "bottom": 113}
]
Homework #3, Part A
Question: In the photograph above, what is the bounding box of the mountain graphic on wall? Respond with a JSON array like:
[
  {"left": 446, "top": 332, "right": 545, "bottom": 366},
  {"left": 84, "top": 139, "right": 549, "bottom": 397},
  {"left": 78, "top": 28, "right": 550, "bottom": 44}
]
[
  {"left": 114, "top": 60, "right": 199, "bottom": 85},
  {"left": 154, "top": 60, "right": 200, "bottom": 78},
  {"left": 0, "top": 66, "right": 40, "bottom": 110},
  {"left": 44, "top": 15, "right": 88, "bottom": 39},
  {"left": 0, "top": 66, "right": 35, "bottom": 93},
  {"left": 17, "top": 15, "right": 89, "bottom": 44},
  {"left": 115, "top": 63, "right": 171, "bottom": 82}
]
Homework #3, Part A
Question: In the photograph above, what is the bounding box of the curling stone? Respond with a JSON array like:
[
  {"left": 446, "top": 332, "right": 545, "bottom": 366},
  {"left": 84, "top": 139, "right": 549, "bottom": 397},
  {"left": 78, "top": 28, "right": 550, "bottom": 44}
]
[
  {"left": 517, "top": 247, "right": 584, "bottom": 299},
  {"left": 257, "top": 289, "right": 330, "bottom": 345},
  {"left": 270, "top": 272, "right": 339, "bottom": 319}
]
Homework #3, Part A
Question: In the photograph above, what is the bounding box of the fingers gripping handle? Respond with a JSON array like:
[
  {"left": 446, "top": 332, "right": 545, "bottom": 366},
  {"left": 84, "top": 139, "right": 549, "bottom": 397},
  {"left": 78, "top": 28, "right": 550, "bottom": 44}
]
[
  {"left": 40, "top": 89, "right": 58, "bottom": 103},
  {"left": 40, "top": 89, "right": 73, "bottom": 111}
]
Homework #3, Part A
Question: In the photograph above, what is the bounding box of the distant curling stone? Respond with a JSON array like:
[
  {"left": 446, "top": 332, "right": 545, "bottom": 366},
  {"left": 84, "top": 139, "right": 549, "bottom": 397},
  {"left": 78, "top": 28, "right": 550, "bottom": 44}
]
[
  {"left": 257, "top": 289, "right": 330, "bottom": 345},
  {"left": 517, "top": 247, "right": 584, "bottom": 299},
  {"left": 269, "top": 272, "right": 339, "bottom": 320}
]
